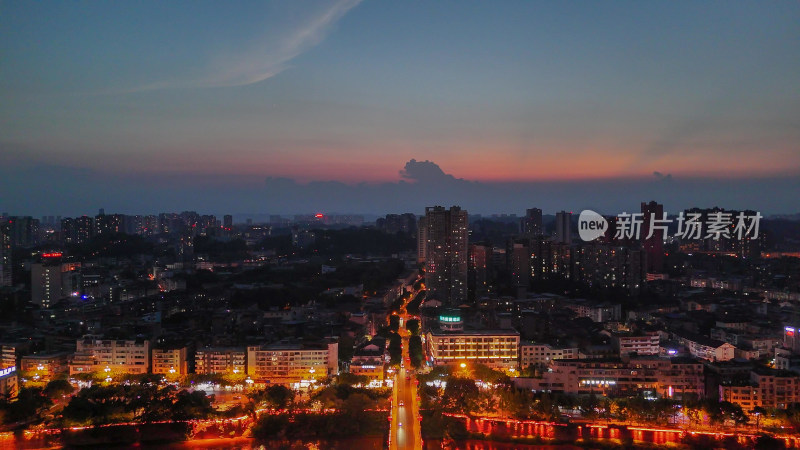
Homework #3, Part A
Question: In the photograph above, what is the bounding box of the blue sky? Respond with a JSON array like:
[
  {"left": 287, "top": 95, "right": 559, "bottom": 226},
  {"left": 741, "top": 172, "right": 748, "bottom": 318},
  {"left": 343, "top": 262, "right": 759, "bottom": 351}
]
[{"left": 1, "top": 1, "right": 799, "bottom": 216}]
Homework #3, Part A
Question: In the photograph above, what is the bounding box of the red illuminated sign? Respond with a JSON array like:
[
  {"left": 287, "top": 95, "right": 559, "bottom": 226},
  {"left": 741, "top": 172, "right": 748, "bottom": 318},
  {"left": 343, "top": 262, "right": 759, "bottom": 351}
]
[{"left": 42, "top": 252, "right": 63, "bottom": 258}]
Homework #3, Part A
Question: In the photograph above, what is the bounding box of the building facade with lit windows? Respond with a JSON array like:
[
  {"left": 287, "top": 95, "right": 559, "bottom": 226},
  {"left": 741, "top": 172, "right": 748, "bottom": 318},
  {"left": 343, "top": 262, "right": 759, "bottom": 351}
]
[
  {"left": 195, "top": 347, "right": 246, "bottom": 375},
  {"left": 1, "top": 344, "right": 20, "bottom": 369},
  {"left": 674, "top": 332, "right": 736, "bottom": 362},
  {"left": 0, "top": 365, "right": 18, "bottom": 399},
  {"left": 516, "top": 356, "right": 704, "bottom": 399},
  {"left": 423, "top": 206, "right": 469, "bottom": 306},
  {"left": 151, "top": 346, "right": 188, "bottom": 375},
  {"left": 69, "top": 336, "right": 150, "bottom": 375},
  {"left": 349, "top": 339, "right": 386, "bottom": 385},
  {"left": 720, "top": 368, "right": 800, "bottom": 410},
  {"left": 610, "top": 332, "right": 661, "bottom": 356},
  {"left": 0, "top": 221, "right": 11, "bottom": 287},
  {"left": 247, "top": 341, "right": 338, "bottom": 386},
  {"left": 426, "top": 329, "right": 520, "bottom": 370},
  {"left": 519, "top": 342, "right": 579, "bottom": 368},
  {"left": 20, "top": 352, "right": 69, "bottom": 382}
]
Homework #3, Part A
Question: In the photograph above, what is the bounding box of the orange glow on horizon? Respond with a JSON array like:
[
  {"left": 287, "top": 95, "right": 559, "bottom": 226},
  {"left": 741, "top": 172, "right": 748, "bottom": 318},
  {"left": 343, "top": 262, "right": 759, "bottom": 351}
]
[{"left": 58, "top": 140, "right": 800, "bottom": 184}]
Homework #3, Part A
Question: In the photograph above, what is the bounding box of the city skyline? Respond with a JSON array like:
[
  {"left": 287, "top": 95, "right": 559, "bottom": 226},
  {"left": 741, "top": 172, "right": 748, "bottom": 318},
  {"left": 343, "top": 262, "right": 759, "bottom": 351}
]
[{"left": 2, "top": 1, "right": 799, "bottom": 215}]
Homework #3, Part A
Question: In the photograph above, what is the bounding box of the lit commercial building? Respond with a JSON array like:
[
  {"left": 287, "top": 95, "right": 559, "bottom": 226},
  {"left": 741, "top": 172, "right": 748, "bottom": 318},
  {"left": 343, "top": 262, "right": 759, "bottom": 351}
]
[
  {"left": 426, "top": 329, "right": 520, "bottom": 370},
  {"left": 152, "top": 346, "right": 189, "bottom": 375},
  {"left": 247, "top": 341, "right": 338, "bottom": 386},
  {"left": 195, "top": 347, "right": 246, "bottom": 375},
  {"left": 69, "top": 335, "right": 150, "bottom": 375}
]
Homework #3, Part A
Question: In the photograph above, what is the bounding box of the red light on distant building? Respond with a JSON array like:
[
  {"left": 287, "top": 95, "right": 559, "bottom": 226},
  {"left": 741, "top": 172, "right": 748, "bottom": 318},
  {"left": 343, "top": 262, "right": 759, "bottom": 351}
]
[
  {"left": 315, "top": 213, "right": 324, "bottom": 218},
  {"left": 42, "top": 252, "right": 62, "bottom": 258}
]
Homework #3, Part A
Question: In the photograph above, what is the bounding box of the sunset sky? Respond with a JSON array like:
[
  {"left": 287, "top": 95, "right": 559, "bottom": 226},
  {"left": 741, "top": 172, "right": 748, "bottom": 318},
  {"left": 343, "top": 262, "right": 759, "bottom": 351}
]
[{"left": 1, "top": 1, "right": 799, "bottom": 216}]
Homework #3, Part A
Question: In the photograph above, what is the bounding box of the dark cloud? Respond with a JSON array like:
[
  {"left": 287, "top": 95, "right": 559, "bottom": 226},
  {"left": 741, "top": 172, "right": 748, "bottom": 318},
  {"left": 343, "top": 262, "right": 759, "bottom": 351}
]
[
  {"left": 653, "top": 171, "right": 673, "bottom": 182},
  {"left": 399, "top": 159, "right": 457, "bottom": 183}
]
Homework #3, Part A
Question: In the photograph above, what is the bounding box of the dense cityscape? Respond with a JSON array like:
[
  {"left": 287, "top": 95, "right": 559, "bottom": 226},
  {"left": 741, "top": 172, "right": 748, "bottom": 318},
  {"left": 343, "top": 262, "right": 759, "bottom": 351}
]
[
  {"left": 0, "top": 205, "right": 798, "bottom": 448},
  {"left": 3, "top": 1, "right": 799, "bottom": 449}
]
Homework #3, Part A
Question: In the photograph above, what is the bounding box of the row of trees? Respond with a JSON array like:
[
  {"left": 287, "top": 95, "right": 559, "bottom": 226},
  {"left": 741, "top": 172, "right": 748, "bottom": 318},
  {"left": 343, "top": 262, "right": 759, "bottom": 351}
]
[
  {"left": 0, "top": 379, "right": 73, "bottom": 426},
  {"left": 250, "top": 379, "right": 391, "bottom": 441},
  {"left": 418, "top": 364, "right": 757, "bottom": 430},
  {"left": 60, "top": 383, "right": 214, "bottom": 426}
]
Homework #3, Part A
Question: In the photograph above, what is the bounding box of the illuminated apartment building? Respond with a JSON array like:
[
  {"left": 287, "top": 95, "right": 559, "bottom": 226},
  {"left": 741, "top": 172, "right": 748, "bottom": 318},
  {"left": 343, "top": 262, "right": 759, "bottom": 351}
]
[
  {"left": 247, "top": 340, "right": 338, "bottom": 386},
  {"left": 195, "top": 348, "right": 246, "bottom": 375},
  {"left": 69, "top": 335, "right": 150, "bottom": 375},
  {"left": 423, "top": 206, "right": 469, "bottom": 306},
  {"left": 151, "top": 346, "right": 189, "bottom": 375}
]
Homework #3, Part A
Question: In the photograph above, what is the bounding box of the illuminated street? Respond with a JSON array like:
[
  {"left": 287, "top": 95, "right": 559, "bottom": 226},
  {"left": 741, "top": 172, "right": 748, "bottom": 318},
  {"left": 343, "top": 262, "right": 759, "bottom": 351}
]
[
  {"left": 390, "top": 341, "right": 422, "bottom": 449},
  {"left": 390, "top": 288, "right": 423, "bottom": 450}
]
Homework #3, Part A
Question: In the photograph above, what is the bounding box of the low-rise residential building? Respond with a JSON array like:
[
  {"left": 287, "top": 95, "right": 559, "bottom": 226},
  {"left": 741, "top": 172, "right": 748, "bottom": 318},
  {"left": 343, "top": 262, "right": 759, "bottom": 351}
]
[
  {"left": 20, "top": 352, "right": 69, "bottom": 381},
  {"left": 775, "top": 347, "right": 800, "bottom": 373},
  {"left": 610, "top": 332, "right": 660, "bottom": 356},
  {"left": 564, "top": 300, "right": 622, "bottom": 323},
  {"left": 195, "top": 347, "right": 246, "bottom": 375},
  {"left": 426, "top": 329, "right": 520, "bottom": 370},
  {"left": 519, "top": 341, "right": 579, "bottom": 368},
  {"left": 152, "top": 346, "right": 189, "bottom": 375},
  {"left": 247, "top": 340, "right": 338, "bottom": 386},
  {"left": 349, "top": 338, "right": 386, "bottom": 385},
  {"left": 674, "top": 332, "right": 735, "bottom": 362},
  {"left": 69, "top": 335, "right": 150, "bottom": 375}
]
